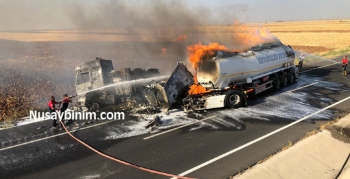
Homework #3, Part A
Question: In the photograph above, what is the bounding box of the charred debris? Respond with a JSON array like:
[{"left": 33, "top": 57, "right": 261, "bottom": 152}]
[{"left": 73, "top": 57, "right": 194, "bottom": 115}]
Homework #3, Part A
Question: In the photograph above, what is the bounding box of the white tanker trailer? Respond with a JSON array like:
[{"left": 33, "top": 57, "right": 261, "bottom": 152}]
[{"left": 183, "top": 40, "right": 299, "bottom": 111}]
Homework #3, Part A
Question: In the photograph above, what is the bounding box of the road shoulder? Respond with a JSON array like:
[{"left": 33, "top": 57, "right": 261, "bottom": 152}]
[{"left": 232, "top": 114, "right": 350, "bottom": 179}]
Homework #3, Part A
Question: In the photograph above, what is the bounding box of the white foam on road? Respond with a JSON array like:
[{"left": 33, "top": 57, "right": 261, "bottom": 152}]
[
  {"left": 220, "top": 92, "right": 333, "bottom": 122},
  {"left": 188, "top": 122, "right": 219, "bottom": 132},
  {"left": 220, "top": 73, "right": 348, "bottom": 122},
  {"left": 143, "top": 116, "right": 216, "bottom": 140},
  {"left": 102, "top": 74, "right": 347, "bottom": 140},
  {"left": 103, "top": 109, "right": 198, "bottom": 140},
  {"left": 104, "top": 120, "right": 150, "bottom": 140}
]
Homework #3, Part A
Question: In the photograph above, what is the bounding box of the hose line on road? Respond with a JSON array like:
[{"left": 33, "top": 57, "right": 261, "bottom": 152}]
[
  {"left": 59, "top": 120, "right": 195, "bottom": 179},
  {"left": 335, "top": 153, "right": 350, "bottom": 179}
]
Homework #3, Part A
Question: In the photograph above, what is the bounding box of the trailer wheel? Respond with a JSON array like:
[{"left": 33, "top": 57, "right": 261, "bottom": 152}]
[
  {"left": 281, "top": 72, "right": 288, "bottom": 86},
  {"left": 287, "top": 72, "right": 296, "bottom": 84},
  {"left": 225, "top": 90, "right": 243, "bottom": 108},
  {"left": 273, "top": 75, "right": 281, "bottom": 90}
]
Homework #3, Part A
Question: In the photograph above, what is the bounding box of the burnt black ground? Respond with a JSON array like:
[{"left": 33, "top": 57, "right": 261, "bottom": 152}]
[{"left": 1, "top": 55, "right": 350, "bottom": 179}]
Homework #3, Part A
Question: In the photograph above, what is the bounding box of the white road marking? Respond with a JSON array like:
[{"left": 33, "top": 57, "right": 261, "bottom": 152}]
[
  {"left": 143, "top": 116, "right": 216, "bottom": 140},
  {"left": 0, "top": 120, "right": 114, "bottom": 151},
  {"left": 300, "top": 62, "right": 338, "bottom": 73},
  {"left": 287, "top": 81, "right": 319, "bottom": 92},
  {"left": 174, "top": 95, "right": 350, "bottom": 177}
]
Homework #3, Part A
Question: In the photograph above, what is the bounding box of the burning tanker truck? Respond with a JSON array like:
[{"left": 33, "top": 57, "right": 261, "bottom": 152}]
[
  {"left": 74, "top": 40, "right": 298, "bottom": 113},
  {"left": 74, "top": 57, "right": 194, "bottom": 112},
  {"left": 183, "top": 40, "right": 298, "bottom": 111}
]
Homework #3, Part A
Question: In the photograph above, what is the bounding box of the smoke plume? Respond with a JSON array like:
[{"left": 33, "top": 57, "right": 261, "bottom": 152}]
[{"left": 0, "top": 0, "right": 248, "bottom": 31}]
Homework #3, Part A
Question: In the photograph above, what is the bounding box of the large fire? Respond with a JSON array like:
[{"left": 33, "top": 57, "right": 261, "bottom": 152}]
[
  {"left": 186, "top": 43, "right": 228, "bottom": 95},
  {"left": 186, "top": 23, "right": 277, "bottom": 95},
  {"left": 188, "top": 83, "right": 211, "bottom": 95},
  {"left": 187, "top": 43, "right": 227, "bottom": 69}
]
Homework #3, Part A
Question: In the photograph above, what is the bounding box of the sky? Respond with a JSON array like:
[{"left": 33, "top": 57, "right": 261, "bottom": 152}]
[
  {"left": 0, "top": 0, "right": 349, "bottom": 31},
  {"left": 198, "top": 0, "right": 350, "bottom": 22}
]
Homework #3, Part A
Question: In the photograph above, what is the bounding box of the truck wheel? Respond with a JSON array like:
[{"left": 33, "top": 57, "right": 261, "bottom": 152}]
[
  {"left": 287, "top": 72, "right": 296, "bottom": 84},
  {"left": 225, "top": 90, "right": 243, "bottom": 108},
  {"left": 281, "top": 72, "right": 288, "bottom": 86},
  {"left": 273, "top": 75, "right": 281, "bottom": 90}
]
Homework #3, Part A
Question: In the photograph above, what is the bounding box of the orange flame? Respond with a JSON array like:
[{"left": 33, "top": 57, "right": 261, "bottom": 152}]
[
  {"left": 187, "top": 43, "right": 227, "bottom": 69},
  {"left": 188, "top": 83, "right": 211, "bottom": 95},
  {"left": 186, "top": 43, "right": 227, "bottom": 95},
  {"left": 186, "top": 23, "right": 277, "bottom": 95},
  {"left": 161, "top": 48, "right": 167, "bottom": 55},
  {"left": 171, "top": 35, "right": 187, "bottom": 42}
]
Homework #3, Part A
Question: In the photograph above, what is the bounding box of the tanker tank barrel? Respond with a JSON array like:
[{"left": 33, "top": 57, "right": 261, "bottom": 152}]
[{"left": 196, "top": 42, "right": 295, "bottom": 89}]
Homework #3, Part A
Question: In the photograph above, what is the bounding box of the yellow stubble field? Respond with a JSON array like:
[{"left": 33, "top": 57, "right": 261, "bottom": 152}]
[{"left": 265, "top": 20, "right": 350, "bottom": 56}]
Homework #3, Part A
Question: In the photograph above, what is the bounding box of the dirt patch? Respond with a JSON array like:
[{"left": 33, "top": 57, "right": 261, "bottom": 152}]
[
  {"left": 328, "top": 126, "right": 350, "bottom": 144},
  {"left": 291, "top": 45, "right": 334, "bottom": 54}
]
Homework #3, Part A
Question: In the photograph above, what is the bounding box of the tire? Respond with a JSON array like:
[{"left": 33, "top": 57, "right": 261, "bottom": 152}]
[
  {"left": 287, "top": 72, "right": 296, "bottom": 84},
  {"left": 225, "top": 90, "right": 243, "bottom": 108},
  {"left": 273, "top": 75, "right": 281, "bottom": 90},
  {"left": 281, "top": 72, "right": 288, "bottom": 86}
]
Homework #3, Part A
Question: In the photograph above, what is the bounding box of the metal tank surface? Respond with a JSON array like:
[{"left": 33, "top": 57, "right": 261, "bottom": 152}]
[{"left": 197, "top": 41, "right": 295, "bottom": 89}]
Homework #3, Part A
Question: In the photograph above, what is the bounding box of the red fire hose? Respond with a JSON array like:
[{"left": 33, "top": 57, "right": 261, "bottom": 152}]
[{"left": 58, "top": 118, "right": 194, "bottom": 179}]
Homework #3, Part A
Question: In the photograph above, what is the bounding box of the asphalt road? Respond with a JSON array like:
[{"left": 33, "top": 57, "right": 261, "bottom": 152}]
[{"left": 1, "top": 55, "right": 350, "bottom": 179}]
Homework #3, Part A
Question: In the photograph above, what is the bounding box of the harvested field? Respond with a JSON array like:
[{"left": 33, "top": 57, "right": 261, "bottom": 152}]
[
  {"left": 264, "top": 20, "right": 350, "bottom": 55},
  {"left": 291, "top": 45, "right": 334, "bottom": 54}
]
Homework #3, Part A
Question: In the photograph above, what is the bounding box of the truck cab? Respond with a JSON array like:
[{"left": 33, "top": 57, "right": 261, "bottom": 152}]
[
  {"left": 75, "top": 58, "right": 114, "bottom": 93},
  {"left": 75, "top": 57, "right": 115, "bottom": 110},
  {"left": 74, "top": 57, "right": 165, "bottom": 111}
]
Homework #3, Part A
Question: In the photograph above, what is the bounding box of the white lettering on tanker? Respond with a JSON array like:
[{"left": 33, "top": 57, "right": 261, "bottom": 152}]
[{"left": 257, "top": 52, "right": 287, "bottom": 64}]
